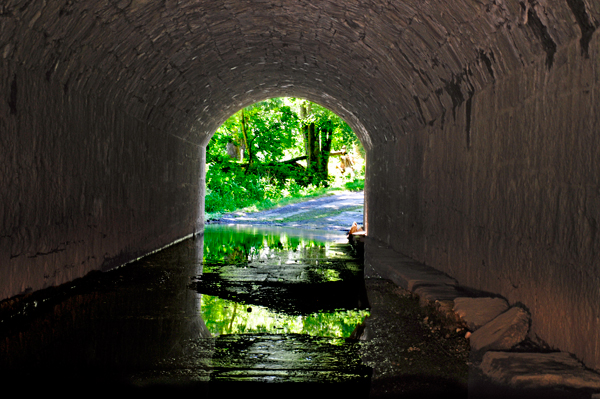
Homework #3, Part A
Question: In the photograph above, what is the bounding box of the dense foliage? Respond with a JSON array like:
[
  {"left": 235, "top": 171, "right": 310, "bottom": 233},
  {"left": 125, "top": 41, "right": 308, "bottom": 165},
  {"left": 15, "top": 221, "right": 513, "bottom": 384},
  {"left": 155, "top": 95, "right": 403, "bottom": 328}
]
[{"left": 206, "top": 98, "right": 364, "bottom": 214}]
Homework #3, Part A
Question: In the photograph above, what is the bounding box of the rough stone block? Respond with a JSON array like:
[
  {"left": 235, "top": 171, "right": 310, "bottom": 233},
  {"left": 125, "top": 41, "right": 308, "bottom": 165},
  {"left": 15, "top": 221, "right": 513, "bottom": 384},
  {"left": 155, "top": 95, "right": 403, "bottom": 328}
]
[
  {"left": 480, "top": 351, "right": 600, "bottom": 391},
  {"left": 413, "top": 284, "right": 464, "bottom": 307},
  {"left": 433, "top": 299, "right": 463, "bottom": 325},
  {"left": 469, "top": 306, "right": 530, "bottom": 352},
  {"left": 453, "top": 297, "right": 509, "bottom": 331}
]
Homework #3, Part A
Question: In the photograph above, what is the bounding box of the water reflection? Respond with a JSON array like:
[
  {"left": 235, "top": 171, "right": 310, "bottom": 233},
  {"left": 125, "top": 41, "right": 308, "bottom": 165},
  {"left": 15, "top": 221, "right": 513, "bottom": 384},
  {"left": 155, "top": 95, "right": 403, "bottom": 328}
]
[
  {"left": 0, "top": 224, "right": 372, "bottom": 393},
  {"left": 201, "top": 295, "right": 370, "bottom": 337},
  {"left": 196, "top": 224, "right": 369, "bottom": 323},
  {"left": 194, "top": 225, "right": 372, "bottom": 388},
  {"left": 202, "top": 224, "right": 353, "bottom": 268}
]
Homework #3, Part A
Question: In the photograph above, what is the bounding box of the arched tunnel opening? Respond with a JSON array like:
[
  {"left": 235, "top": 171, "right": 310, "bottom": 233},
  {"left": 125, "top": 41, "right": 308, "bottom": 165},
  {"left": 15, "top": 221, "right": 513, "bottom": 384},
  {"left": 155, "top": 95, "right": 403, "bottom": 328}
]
[
  {"left": 2, "top": 0, "right": 600, "bottom": 394},
  {"left": 204, "top": 97, "right": 367, "bottom": 223}
]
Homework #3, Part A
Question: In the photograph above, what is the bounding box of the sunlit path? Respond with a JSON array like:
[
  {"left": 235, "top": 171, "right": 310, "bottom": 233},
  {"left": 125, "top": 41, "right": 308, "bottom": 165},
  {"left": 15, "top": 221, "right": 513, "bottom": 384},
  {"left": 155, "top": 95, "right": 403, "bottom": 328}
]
[{"left": 213, "top": 190, "right": 364, "bottom": 232}]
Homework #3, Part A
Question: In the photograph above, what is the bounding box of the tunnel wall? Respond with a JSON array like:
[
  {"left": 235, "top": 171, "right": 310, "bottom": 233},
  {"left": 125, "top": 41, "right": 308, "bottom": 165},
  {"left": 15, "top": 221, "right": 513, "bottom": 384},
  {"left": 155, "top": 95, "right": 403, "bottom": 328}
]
[
  {"left": 0, "top": 60, "right": 204, "bottom": 300},
  {"left": 367, "top": 33, "right": 600, "bottom": 369},
  {"left": 1, "top": 0, "right": 600, "bottom": 374}
]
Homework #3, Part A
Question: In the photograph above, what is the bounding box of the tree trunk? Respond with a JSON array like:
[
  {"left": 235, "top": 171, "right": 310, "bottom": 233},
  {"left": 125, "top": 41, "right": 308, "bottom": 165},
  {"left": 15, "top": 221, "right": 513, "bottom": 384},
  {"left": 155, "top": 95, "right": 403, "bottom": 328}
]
[
  {"left": 240, "top": 109, "right": 252, "bottom": 168},
  {"left": 300, "top": 102, "right": 319, "bottom": 182},
  {"left": 317, "top": 126, "right": 333, "bottom": 184},
  {"left": 307, "top": 122, "right": 318, "bottom": 173}
]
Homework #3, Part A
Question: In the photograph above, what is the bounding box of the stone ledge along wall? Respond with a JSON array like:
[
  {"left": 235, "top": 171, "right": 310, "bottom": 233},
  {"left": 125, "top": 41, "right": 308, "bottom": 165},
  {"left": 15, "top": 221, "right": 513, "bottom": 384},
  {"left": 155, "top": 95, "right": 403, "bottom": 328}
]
[{"left": 1, "top": 0, "right": 600, "bottom": 372}]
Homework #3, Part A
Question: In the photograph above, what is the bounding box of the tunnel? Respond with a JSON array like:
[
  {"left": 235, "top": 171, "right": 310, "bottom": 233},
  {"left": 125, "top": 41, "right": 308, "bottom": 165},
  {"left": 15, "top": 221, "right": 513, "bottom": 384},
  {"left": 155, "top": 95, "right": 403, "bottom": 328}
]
[{"left": 1, "top": 0, "right": 600, "bottom": 373}]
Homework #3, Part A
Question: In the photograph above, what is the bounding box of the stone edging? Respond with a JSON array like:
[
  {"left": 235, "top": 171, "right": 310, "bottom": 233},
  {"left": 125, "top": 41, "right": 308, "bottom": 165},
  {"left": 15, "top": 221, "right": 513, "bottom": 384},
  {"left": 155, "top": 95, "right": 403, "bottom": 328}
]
[{"left": 354, "top": 235, "right": 600, "bottom": 397}]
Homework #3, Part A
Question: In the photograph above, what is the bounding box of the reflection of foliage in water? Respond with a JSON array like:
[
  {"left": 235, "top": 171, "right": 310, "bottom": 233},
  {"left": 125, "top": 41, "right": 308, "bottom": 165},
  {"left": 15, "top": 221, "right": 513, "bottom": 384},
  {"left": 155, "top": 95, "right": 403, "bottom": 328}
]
[
  {"left": 201, "top": 294, "right": 369, "bottom": 338},
  {"left": 199, "top": 226, "right": 369, "bottom": 338},
  {"left": 203, "top": 226, "right": 333, "bottom": 270}
]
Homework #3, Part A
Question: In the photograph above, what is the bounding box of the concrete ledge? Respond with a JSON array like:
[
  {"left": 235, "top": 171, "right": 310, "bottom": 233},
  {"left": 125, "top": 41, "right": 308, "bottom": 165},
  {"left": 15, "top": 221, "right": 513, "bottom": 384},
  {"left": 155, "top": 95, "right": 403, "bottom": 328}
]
[
  {"left": 453, "top": 297, "right": 509, "bottom": 331},
  {"left": 363, "top": 237, "right": 458, "bottom": 290},
  {"left": 469, "top": 306, "right": 530, "bottom": 352}
]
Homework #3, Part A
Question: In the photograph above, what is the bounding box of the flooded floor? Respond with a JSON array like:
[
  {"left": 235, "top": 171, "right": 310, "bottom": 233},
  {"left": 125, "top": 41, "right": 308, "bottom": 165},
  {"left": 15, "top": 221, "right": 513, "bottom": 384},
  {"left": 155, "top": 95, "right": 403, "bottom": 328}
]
[
  {"left": 0, "top": 225, "right": 471, "bottom": 397},
  {"left": 0, "top": 226, "right": 373, "bottom": 395}
]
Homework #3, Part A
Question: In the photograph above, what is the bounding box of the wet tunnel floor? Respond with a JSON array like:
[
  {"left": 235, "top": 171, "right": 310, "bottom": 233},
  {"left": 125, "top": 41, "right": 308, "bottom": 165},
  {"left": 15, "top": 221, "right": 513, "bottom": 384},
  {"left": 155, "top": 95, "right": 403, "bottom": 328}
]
[{"left": 0, "top": 225, "right": 470, "bottom": 397}]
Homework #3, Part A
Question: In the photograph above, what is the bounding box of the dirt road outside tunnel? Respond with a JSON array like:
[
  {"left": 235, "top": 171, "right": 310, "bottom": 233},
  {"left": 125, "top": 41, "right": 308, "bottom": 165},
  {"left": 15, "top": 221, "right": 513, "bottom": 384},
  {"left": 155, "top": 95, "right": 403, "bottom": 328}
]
[{"left": 208, "top": 190, "right": 365, "bottom": 232}]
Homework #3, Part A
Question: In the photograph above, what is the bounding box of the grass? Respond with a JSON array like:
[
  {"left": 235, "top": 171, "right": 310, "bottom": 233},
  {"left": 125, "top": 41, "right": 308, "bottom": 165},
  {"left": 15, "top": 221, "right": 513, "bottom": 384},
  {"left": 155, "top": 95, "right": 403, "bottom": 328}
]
[{"left": 343, "top": 178, "right": 365, "bottom": 192}]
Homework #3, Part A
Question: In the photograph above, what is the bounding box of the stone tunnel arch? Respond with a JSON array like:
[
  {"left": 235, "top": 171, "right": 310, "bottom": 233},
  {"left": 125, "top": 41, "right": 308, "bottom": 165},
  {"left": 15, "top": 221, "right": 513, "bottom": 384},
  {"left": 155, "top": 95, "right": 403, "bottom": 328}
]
[{"left": 1, "top": 0, "right": 600, "bottom": 373}]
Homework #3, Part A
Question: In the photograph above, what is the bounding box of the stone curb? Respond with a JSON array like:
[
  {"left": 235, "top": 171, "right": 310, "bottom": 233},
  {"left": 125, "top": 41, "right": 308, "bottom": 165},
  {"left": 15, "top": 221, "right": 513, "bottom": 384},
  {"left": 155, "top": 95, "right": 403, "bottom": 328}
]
[
  {"left": 481, "top": 351, "right": 600, "bottom": 391},
  {"left": 469, "top": 306, "right": 530, "bottom": 353},
  {"left": 453, "top": 297, "right": 509, "bottom": 331},
  {"left": 359, "top": 236, "right": 600, "bottom": 396}
]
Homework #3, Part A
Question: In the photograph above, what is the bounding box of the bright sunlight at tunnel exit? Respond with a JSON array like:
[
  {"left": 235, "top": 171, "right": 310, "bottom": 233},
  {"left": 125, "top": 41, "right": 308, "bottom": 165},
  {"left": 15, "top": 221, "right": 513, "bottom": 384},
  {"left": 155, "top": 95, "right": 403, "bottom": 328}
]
[{"left": 205, "top": 98, "right": 366, "bottom": 217}]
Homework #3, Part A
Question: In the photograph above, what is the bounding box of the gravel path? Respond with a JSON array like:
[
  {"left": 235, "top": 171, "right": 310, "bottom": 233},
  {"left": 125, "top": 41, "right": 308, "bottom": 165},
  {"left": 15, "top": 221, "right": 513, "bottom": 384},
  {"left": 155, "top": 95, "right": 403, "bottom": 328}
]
[{"left": 208, "top": 190, "right": 365, "bottom": 232}]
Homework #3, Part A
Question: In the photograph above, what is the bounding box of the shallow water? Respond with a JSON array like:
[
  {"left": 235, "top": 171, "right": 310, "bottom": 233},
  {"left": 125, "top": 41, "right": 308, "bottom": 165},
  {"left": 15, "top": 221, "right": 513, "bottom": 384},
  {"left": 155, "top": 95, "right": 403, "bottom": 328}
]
[
  {"left": 193, "top": 225, "right": 372, "bottom": 387},
  {"left": 0, "top": 224, "right": 372, "bottom": 394},
  {"left": 196, "top": 225, "right": 370, "bottom": 335}
]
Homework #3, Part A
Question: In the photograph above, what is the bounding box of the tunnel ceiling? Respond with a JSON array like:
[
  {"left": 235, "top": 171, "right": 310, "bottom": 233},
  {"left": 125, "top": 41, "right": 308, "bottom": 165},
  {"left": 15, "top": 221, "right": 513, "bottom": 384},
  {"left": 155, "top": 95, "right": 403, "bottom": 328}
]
[{"left": 1, "top": 0, "right": 594, "bottom": 146}]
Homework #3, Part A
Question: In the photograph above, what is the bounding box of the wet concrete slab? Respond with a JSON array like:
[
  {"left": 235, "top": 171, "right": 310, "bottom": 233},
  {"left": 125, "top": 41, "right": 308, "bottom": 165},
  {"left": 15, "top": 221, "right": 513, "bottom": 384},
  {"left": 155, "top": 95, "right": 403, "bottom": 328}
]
[
  {"left": 0, "top": 224, "right": 477, "bottom": 398},
  {"left": 17, "top": 220, "right": 598, "bottom": 398}
]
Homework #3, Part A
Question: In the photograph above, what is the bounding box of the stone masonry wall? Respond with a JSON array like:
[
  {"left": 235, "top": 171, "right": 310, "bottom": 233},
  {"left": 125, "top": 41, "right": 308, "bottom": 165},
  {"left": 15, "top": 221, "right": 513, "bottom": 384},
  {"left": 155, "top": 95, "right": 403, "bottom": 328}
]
[
  {"left": 0, "top": 60, "right": 204, "bottom": 300},
  {"left": 368, "top": 33, "right": 600, "bottom": 370}
]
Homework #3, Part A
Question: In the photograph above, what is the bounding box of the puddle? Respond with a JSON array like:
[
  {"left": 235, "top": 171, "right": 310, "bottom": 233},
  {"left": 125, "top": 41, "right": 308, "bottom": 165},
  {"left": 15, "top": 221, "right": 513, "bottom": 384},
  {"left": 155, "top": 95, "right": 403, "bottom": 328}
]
[
  {"left": 191, "top": 225, "right": 372, "bottom": 387},
  {"left": 200, "top": 296, "right": 369, "bottom": 337},
  {"left": 0, "top": 224, "right": 372, "bottom": 393},
  {"left": 195, "top": 225, "right": 369, "bottom": 320}
]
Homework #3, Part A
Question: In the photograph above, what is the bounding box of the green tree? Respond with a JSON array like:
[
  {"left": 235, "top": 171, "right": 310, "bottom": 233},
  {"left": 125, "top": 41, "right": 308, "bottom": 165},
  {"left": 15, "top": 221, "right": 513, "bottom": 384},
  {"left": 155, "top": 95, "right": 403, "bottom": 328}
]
[
  {"left": 205, "top": 98, "right": 361, "bottom": 214},
  {"left": 208, "top": 98, "right": 300, "bottom": 166},
  {"left": 298, "top": 100, "right": 355, "bottom": 184}
]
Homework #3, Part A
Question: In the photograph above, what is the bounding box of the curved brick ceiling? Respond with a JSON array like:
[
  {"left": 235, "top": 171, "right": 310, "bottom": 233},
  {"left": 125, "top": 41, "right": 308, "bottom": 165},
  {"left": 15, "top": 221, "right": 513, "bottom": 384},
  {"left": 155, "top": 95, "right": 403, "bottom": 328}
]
[{"left": 2, "top": 0, "right": 589, "bottom": 148}]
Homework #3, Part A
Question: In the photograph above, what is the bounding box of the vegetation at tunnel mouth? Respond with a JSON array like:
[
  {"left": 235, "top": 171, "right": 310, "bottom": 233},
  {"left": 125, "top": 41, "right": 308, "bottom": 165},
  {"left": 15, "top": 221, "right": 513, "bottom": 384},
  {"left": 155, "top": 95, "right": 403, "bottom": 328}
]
[{"left": 206, "top": 97, "right": 365, "bottom": 216}]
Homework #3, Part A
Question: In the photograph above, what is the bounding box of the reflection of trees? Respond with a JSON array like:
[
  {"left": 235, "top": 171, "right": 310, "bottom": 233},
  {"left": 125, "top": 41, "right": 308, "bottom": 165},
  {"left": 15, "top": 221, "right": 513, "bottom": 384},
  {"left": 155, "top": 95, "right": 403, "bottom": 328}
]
[
  {"left": 224, "top": 246, "right": 248, "bottom": 264},
  {"left": 198, "top": 225, "right": 369, "bottom": 339},
  {"left": 200, "top": 295, "right": 369, "bottom": 338},
  {"left": 203, "top": 226, "right": 327, "bottom": 267},
  {"left": 227, "top": 302, "right": 238, "bottom": 334}
]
